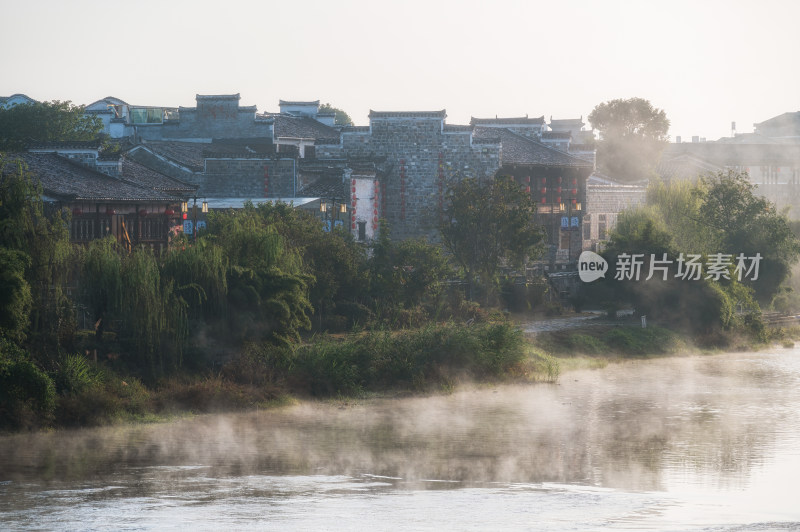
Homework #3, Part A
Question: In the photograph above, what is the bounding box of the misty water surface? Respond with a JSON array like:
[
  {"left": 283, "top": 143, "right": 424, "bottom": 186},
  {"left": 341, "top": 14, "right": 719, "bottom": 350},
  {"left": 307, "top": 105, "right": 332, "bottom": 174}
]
[{"left": 2, "top": 349, "right": 800, "bottom": 530}]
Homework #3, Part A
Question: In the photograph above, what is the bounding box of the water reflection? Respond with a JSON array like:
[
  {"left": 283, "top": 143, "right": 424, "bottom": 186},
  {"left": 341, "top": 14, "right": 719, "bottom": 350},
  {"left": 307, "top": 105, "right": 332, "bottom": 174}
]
[{"left": 2, "top": 349, "right": 800, "bottom": 530}]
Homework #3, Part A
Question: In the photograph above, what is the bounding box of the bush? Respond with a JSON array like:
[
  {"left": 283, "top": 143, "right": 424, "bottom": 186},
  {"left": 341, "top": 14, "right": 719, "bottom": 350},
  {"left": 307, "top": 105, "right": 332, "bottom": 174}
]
[
  {"left": 53, "top": 354, "right": 103, "bottom": 396},
  {"left": 289, "top": 321, "right": 526, "bottom": 396},
  {"left": 0, "top": 340, "right": 56, "bottom": 429},
  {"left": 292, "top": 338, "right": 368, "bottom": 396}
]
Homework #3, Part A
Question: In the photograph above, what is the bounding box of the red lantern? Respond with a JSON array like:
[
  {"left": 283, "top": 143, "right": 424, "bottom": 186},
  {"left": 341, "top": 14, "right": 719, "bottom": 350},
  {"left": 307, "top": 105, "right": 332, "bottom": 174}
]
[
  {"left": 541, "top": 198, "right": 546, "bottom": 204},
  {"left": 572, "top": 188, "right": 577, "bottom": 195},
  {"left": 164, "top": 209, "right": 175, "bottom": 216},
  {"left": 525, "top": 186, "right": 531, "bottom": 193},
  {"left": 557, "top": 187, "right": 562, "bottom": 193},
  {"left": 558, "top": 177, "right": 562, "bottom": 184},
  {"left": 139, "top": 210, "right": 148, "bottom": 217},
  {"left": 106, "top": 208, "right": 116, "bottom": 216},
  {"left": 541, "top": 187, "right": 547, "bottom": 194},
  {"left": 525, "top": 176, "right": 530, "bottom": 183},
  {"left": 182, "top": 213, "right": 188, "bottom": 220},
  {"left": 557, "top": 197, "right": 561, "bottom": 203},
  {"left": 572, "top": 198, "right": 578, "bottom": 205},
  {"left": 72, "top": 207, "right": 82, "bottom": 216},
  {"left": 572, "top": 178, "right": 577, "bottom": 186}
]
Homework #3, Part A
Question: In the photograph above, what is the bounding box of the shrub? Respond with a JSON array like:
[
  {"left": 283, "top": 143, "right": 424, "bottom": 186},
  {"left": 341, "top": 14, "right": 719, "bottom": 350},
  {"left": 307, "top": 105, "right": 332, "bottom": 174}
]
[
  {"left": 289, "top": 321, "right": 527, "bottom": 396},
  {"left": 0, "top": 340, "right": 56, "bottom": 429},
  {"left": 292, "top": 338, "right": 368, "bottom": 396},
  {"left": 53, "top": 354, "right": 103, "bottom": 396}
]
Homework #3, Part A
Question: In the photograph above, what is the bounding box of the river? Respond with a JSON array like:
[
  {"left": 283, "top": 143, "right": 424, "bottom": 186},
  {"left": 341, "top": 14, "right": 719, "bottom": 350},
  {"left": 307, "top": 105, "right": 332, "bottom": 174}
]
[{"left": 2, "top": 348, "right": 800, "bottom": 530}]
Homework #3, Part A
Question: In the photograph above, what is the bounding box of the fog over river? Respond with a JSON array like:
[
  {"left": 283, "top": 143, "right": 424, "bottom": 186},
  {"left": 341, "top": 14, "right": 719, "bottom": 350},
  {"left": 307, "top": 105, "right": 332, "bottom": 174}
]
[{"left": 2, "top": 348, "right": 800, "bottom": 531}]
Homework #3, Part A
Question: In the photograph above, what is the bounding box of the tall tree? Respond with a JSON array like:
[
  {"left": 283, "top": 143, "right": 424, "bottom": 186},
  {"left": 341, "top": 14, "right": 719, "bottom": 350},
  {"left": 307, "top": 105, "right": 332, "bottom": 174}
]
[
  {"left": 697, "top": 170, "right": 800, "bottom": 303},
  {"left": 0, "top": 100, "right": 102, "bottom": 151},
  {"left": 588, "top": 97, "right": 669, "bottom": 182},
  {"left": 0, "top": 156, "right": 75, "bottom": 356},
  {"left": 440, "top": 176, "right": 544, "bottom": 303},
  {"left": 319, "top": 103, "right": 353, "bottom": 126}
]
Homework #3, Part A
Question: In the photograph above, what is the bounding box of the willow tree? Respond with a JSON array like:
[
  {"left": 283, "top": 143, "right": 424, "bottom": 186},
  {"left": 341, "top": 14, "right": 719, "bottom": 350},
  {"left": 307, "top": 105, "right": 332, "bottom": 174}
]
[
  {"left": 161, "top": 237, "right": 228, "bottom": 319},
  {"left": 0, "top": 156, "right": 76, "bottom": 358},
  {"left": 206, "top": 204, "right": 313, "bottom": 344}
]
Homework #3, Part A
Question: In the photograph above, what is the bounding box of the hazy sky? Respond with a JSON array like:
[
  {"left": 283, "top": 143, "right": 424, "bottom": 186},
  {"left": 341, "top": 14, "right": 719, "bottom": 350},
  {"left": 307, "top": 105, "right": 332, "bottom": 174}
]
[{"left": 1, "top": 0, "right": 798, "bottom": 141}]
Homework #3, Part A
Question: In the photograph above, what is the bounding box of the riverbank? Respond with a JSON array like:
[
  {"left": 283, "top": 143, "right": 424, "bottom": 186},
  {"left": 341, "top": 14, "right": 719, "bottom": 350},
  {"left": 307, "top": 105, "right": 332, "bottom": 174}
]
[{"left": 5, "top": 316, "right": 798, "bottom": 434}]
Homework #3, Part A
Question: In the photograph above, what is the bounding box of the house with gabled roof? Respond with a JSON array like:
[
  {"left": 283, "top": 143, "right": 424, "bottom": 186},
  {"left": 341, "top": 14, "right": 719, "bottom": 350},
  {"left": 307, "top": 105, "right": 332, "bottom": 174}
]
[
  {"left": 3, "top": 143, "right": 196, "bottom": 252},
  {"left": 0, "top": 93, "right": 37, "bottom": 109},
  {"left": 754, "top": 111, "right": 800, "bottom": 142},
  {"left": 85, "top": 96, "right": 131, "bottom": 138},
  {"left": 472, "top": 125, "right": 593, "bottom": 269}
]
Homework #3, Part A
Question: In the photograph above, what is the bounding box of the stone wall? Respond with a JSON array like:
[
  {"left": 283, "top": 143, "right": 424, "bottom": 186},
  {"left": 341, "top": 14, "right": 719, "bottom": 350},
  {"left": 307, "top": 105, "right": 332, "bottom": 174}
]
[
  {"left": 331, "top": 114, "right": 500, "bottom": 240},
  {"left": 136, "top": 95, "right": 273, "bottom": 141},
  {"left": 203, "top": 158, "right": 296, "bottom": 198}
]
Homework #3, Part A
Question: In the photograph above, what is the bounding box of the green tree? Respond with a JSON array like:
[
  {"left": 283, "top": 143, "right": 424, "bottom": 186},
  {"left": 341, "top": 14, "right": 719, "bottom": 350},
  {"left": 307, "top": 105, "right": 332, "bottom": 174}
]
[
  {"left": 0, "top": 156, "right": 76, "bottom": 357},
  {"left": 697, "top": 170, "right": 800, "bottom": 303},
  {"left": 0, "top": 248, "right": 32, "bottom": 343},
  {"left": 250, "top": 201, "right": 367, "bottom": 324},
  {"left": 594, "top": 209, "right": 757, "bottom": 334},
  {"left": 440, "top": 176, "right": 544, "bottom": 304},
  {"left": 206, "top": 203, "right": 313, "bottom": 344},
  {"left": 369, "top": 220, "right": 452, "bottom": 313},
  {"left": 588, "top": 97, "right": 669, "bottom": 182},
  {"left": 319, "top": 103, "right": 353, "bottom": 126},
  {"left": 0, "top": 100, "right": 102, "bottom": 151}
]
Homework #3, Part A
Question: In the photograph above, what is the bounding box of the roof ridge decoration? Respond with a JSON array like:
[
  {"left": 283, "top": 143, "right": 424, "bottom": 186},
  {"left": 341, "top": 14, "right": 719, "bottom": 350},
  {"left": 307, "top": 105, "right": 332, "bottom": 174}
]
[
  {"left": 369, "top": 110, "right": 447, "bottom": 119},
  {"left": 196, "top": 93, "right": 240, "bottom": 100},
  {"left": 279, "top": 100, "right": 320, "bottom": 106},
  {"left": 470, "top": 115, "right": 545, "bottom": 126}
]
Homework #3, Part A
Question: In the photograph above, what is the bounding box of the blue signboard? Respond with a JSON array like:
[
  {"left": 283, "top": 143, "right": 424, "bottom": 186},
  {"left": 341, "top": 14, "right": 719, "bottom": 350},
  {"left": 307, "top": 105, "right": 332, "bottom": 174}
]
[
  {"left": 183, "top": 220, "right": 193, "bottom": 234},
  {"left": 571, "top": 216, "right": 579, "bottom": 228},
  {"left": 561, "top": 216, "right": 569, "bottom": 228},
  {"left": 196, "top": 221, "right": 207, "bottom": 232}
]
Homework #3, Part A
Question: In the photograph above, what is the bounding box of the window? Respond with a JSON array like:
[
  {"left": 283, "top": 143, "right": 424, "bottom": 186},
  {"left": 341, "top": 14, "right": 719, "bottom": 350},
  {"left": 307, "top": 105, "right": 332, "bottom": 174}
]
[
  {"left": 358, "top": 221, "right": 366, "bottom": 241},
  {"left": 130, "top": 107, "right": 163, "bottom": 124}
]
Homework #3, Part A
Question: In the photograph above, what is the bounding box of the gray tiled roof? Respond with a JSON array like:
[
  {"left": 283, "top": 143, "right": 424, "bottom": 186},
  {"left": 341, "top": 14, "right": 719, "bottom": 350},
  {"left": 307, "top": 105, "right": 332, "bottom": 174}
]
[
  {"left": 121, "top": 157, "right": 197, "bottom": 195},
  {"left": 136, "top": 141, "right": 206, "bottom": 171},
  {"left": 299, "top": 175, "right": 348, "bottom": 198},
  {"left": 271, "top": 114, "right": 340, "bottom": 140},
  {"left": 473, "top": 127, "right": 592, "bottom": 168},
  {"left": 3, "top": 153, "right": 179, "bottom": 202},
  {"left": 28, "top": 140, "right": 103, "bottom": 150}
]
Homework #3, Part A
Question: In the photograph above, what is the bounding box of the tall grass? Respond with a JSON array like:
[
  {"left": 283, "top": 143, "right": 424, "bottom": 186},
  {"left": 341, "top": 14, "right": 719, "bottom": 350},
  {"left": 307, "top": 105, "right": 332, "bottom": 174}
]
[{"left": 289, "top": 321, "right": 527, "bottom": 396}]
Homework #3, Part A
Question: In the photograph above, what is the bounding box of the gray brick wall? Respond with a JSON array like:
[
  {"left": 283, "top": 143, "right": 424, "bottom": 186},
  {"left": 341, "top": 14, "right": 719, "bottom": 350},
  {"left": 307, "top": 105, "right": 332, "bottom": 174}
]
[
  {"left": 334, "top": 117, "right": 500, "bottom": 240},
  {"left": 203, "top": 158, "right": 295, "bottom": 197}
]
